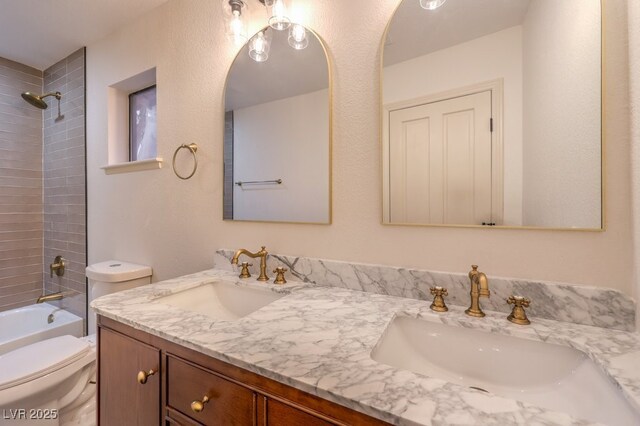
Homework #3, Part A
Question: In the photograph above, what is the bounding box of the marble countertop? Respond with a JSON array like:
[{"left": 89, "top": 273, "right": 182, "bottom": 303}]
[{"left": 91, "top": 269, "right": 640, "bottom": 426}]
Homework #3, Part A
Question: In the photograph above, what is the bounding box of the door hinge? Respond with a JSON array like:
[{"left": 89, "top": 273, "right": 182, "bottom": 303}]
[{"left": 490, "top": 118, "right": 494, "bottom": 132}]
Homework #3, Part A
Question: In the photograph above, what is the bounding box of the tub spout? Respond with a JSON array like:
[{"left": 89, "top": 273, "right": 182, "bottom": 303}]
[{"left": 37, "top": 292, "right": 64, "bottom": 304}]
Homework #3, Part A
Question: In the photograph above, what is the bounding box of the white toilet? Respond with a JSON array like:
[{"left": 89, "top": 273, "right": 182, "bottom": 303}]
[
  {"left": 0, "top": 261, "right": 152, "bottom": 425},
  {"left": 86, "top": 260, "right": 153, "bottom": 335}
]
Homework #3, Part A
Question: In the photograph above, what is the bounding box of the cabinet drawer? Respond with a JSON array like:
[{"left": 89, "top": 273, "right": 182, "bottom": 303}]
[
  {"left": 266, "top": 399, "right": 335, "bottom": 426},
  {"left": 167, "top": 355, "right": 256, "bottom": 426}
]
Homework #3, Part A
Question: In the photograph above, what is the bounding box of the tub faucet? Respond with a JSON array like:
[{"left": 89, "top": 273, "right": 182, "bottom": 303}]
[
  {"left": 37, "top": 292, "right": 64, "bottom": 304},
  {"left": 465, "top": 265, "right": 490, "bottom": 317},
  {"left": 231, "top": 246, "right": 269, "bottom": 281}
]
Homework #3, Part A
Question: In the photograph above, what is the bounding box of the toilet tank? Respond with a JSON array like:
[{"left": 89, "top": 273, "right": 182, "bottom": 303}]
[{"left": 86, "top": 260, "right": 152, "bottom": 335}]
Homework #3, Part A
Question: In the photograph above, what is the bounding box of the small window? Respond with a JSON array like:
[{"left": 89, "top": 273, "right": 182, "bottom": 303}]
[{"left": 129, "top": 85, "right": 157, "bottom": 161}]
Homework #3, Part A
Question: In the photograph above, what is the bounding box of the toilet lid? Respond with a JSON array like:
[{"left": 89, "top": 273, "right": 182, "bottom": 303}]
[{"left": 0, "top": 335, "right": 90, "bottom": 390}]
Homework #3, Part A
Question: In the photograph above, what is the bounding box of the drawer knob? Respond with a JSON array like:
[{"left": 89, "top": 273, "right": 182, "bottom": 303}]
[
  {"left": 136, "top": 369, "right": 156, "bottom": 385},
  {"left": 191, "top": 396, "right": 210, "bottom": 413}
]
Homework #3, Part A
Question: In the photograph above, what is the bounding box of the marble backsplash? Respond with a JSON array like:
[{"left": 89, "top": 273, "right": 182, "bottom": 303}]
[{"left": 214, "top": 249, "right": 636, "bottom": 332}]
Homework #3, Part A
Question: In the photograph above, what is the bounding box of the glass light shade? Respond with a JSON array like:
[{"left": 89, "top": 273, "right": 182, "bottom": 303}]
[
  {"left": 267, "top": 0, "right": 291, "bottom": 31},
  {"left": 288, "top": 24, "right": 309, "bottom": 50},
  {"left": 420, "top": 0, "right": 447, "bottom": 10},
  {"left": 249, "top": 31, "right": 271, "bottom": 62},
  {"left": 223, "top": 0, "right": 248, "bottom": 45}
]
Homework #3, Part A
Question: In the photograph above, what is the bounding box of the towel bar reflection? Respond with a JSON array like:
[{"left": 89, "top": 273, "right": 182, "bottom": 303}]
[
  {"left": 235, "top": 179, "right": 283, "bottom": 187},
  {"left": 173, "top": 143, "right": 198, "bottom": 180}
]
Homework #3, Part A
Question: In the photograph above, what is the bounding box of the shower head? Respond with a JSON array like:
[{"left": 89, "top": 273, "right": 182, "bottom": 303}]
[{"left": 21, "top": 92, "right": 62, "bottom": 110}]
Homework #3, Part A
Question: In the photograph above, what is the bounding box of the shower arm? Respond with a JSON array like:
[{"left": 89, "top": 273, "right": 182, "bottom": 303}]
[{"left": 42, "top": 92, "right": 62, "bottom": 100}]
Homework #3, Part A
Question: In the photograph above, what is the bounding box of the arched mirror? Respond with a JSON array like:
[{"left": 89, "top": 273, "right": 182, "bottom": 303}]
[
  {"left": 223, "top": 25, "right": 331, "bottom": 224},
  {"left": 381, "top": 0, "right": 603, "bottom": 230}
]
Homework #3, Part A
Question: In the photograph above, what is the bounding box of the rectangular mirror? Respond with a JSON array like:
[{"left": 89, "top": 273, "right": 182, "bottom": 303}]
[
  {"left": 382, "top": 0, "right": 602, "bottom": 229},
  {"left": 224, "top": 25, "right": 331, "bottom": 224}
]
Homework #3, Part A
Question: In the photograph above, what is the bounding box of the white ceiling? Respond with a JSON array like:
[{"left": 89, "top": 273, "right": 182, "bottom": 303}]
[
  {"left": 225, "top": 28, "right": 329, "bottom": 111},
  {"left": 385, "top": 0, "right": 531, "bottom": 66},
  {"left": 0, "top": 0, "right": 170, "bottom": 70}
]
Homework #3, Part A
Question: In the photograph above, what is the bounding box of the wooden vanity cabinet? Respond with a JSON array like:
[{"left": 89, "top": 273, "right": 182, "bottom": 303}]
[{"left": 98, "top": 316, "right": 389, "bottom": 426}]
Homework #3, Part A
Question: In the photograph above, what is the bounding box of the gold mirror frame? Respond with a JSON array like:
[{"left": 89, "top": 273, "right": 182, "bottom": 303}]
[
  {"left": 222, "top": 25, "right": 333, "bottom": 225},
  {"left": 379, "top": 0, "right": 606, "bottom": 232}
]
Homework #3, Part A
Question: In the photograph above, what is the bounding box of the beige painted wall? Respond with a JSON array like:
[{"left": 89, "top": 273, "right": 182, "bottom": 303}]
[{"left": 87, "top": 0, "right": 634, "bottom": 296}]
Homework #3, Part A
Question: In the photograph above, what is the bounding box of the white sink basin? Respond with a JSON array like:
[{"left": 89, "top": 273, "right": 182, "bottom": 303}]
[
  {"left": 153, "top": 281, "right": 284, "bottom": 321},
  {"left": 371, "top": 316, "right": 640, "bottom": 425}
]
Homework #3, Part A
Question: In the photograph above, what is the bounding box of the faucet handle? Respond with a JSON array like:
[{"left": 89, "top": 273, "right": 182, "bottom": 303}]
[
  {"left": 507, "top": 296, "right": 531, "bottom": 325},
  {"left": 469, "top": 264, "right": 479, "bottom": 279},
  {"left": 273, "top": 267, "right": 288, "bottom": 285},
  {"left": 50, "top": 255, "right": 66, "bottom": 278},
  {"left": 239, "top": 262, "right": 252, "bottom": 279},
  {"left": 429, "top": 286, "right": 448, "bottom": 312}
]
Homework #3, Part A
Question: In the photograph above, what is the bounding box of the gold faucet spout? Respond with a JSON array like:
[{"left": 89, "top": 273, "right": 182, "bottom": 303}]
[
  {"left": 465, "top": 265, "right": 490, "bottom": 317},
  {"left": 37, "top": 292, "right": 64, "bottom": 304},
  {"left": 478, "top": 273, "right": 490, "bottom": 297},
  {"left": 231, "top": 246, "right": 269, "bottom": 281}
]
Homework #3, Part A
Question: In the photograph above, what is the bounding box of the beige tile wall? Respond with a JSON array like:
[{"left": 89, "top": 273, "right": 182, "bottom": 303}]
[
  {"left": 0, "top": 57, "right": 43, "bottom": 312},
  {"left": 43, "top": 48, "right": 86, "bottom": 324}
]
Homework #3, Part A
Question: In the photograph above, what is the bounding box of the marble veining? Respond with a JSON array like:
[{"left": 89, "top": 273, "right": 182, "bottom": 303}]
[
  {"left": 214, "top": 250, "right": 636, "bottom": 331},
  {"left": 92, "top": 269, "right": 640, "bottom": 426}
]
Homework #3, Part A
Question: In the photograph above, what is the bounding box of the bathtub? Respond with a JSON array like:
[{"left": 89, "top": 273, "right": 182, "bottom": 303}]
[{"left": 0, "top": 303, "right": 83, "bottom": 355}]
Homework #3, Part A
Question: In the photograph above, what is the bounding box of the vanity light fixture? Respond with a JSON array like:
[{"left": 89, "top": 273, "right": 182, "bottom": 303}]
[
  {"left": 420, "top": 0, "right": 447, "bottom": 10},
  {"left": 223, "top": 0, "right": 248, "bottom": 46},
  {"left": 288, "top": 24, "right": 309, "bottom": 50},
  {"left": 249, "top": 30, "right": 271, "bottom": 62},
  {"left": 259, "top": 0, "right": 291, "bottom": 31}
]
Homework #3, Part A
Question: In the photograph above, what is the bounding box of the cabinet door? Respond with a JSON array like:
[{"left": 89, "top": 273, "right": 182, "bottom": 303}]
[
  {"left": 98, "top": 327, "right": 161, "bottom": 426},
  {"left": 265, "top": 398, "right": 334, "bottom": 426}
]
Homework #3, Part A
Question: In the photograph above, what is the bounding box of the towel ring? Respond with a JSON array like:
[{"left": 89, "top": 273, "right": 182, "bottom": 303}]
[{"left": 173, "top": 143, "right": 198, "bottom": 180}]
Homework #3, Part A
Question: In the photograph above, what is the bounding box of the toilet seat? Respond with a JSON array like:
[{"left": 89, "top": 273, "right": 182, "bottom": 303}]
[{"left": 0, "top": 335, "right": 90, "bottom": 391}]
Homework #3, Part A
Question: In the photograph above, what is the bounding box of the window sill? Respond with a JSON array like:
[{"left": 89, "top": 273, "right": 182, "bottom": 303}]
[{"left": 101, "top": 158, "right": 163, "bottom": 175}]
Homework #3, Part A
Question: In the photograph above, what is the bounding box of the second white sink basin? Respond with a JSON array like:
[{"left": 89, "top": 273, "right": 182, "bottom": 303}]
[
  {"left": 371, "top": 316, "right": 640, "bottom": 426},
  {"left": 153, "top": 281, "right": 284, "bottom": 321}
]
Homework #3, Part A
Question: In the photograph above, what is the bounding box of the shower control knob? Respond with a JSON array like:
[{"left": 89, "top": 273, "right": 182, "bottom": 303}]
[{"left": 50, "top": 255, "right": 66, "bottom": 278}]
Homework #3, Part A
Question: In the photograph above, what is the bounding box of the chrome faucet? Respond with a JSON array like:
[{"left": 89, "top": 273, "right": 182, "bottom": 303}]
[
  {"left": 465, "top": 265, "right": 490, "bottom": 317},
  {"left": 231, "top": 246, "right": 269, "bottom": 281}
]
